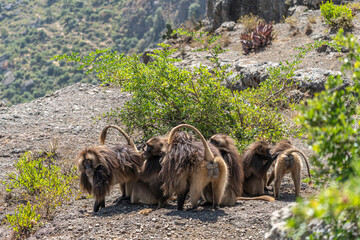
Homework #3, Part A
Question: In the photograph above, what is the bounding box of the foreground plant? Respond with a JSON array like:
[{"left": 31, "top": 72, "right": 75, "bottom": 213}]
[
  {"left": 286, "top": 29, "right": 360, "bottom": 239},
  {"left": 3, "top": 150, "right": 79, "bottom": 237},
  {"left": 320, "top": 0, "right": 354, "bottom": 30},
  {"left": 240, "top": 21, "right": 274, "bottom": 54},
  {"left": 6, "top": 202, "right": 41, "bottom": 239}
]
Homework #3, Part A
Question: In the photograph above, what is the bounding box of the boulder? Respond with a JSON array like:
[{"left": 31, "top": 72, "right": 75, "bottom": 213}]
[{"left": 206, "top": 0, "right": 345, "bottom": 30}]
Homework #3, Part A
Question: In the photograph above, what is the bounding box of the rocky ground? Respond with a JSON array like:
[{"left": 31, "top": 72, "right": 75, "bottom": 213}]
[{"left": 1, "top": 5, "right": 359, "bottom": 240}]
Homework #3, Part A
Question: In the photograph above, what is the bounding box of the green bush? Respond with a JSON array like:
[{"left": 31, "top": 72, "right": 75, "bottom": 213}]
[
  {"left": 53, "top": 30, "right": 327, "bottom": 149},
  {"left": 320, "top": 1, "right": 353, "bottom": 29},
  {"left": 4, "top": 150, "right": 79, "bottom": 219},
  {"left": 286, "top": 30, "right": 360, "bottom": 239},
  {"left": 297, "top": 30, "right": 359, "bottom": 184},
  {"left": 5, "top": 202, "right": 41, "bottom": 239}
]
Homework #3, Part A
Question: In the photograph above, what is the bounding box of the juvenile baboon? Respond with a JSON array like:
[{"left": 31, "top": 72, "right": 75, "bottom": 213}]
[
  {"left": 242, "top": 141, "right": 278, "bottom": 196},
  {"left": 160, "top": 124, "right": 228, "bottom": 210},
  {"left": 130, "top": 136, "right": 170, "bottom": 208},
  {"left": 267, "top": 140, "right": 312, "bottom": 199},
  {"left": 206, "top": 135, "right": 274, "bottom": 205},
  {"left": 78, "top": 125, "right": 143, "bottom": 212}
]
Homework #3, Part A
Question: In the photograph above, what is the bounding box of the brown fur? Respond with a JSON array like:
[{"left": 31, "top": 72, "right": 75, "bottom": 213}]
[
  {"left": 242, "top": 141, "right": 276, "bottom": 197},
  {"left": 268, "top": 140, "right": 312, "bottom": 199},
  {"left": 207, "top": 135, "right": 275, "bottom": 204},
  {"left": 204, "top": 134, "right": 243, "bottom": 205},
  {"left": 160, "top": 124, "right": 228, "bottom": 210},
  {"left": 78, "top": 126, "right": 143, "bottom": 212},
  {"left": 130, "top": 137, "right": 170, "bottom": 208}
]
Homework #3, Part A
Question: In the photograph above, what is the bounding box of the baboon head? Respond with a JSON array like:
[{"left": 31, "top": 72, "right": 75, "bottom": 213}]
[
  {"left": 144, "top": 137, "right": 168, "bottom": 158},
  {"left": 209, "top": 134, "right": 236, "bottom": 149},
  {"left": 253, "top": 141, "right": 272, "bottom": 160},
  {"left": 78, "top": 148, "right": 103, "bottom": 178},
  {"left": 272, "top": 139, "right": 294, "bottom": 154}
]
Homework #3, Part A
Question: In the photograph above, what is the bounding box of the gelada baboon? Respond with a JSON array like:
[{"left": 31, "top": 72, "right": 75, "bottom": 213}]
[
  {"left": 160, "top": 124, "right": 228, "bottom": 210},
  {"left": 78, "top": 125, "right": 143, "bottom": 212},
  {"left": 242, "top": 141, "right": 278, "bottom": 197},
  {"left": 206, "top": 135, "right": 274, "bottom": 205},
  {"left": 267, "top": 139, "right": 312, "bottom": 199},
  {"left": 130, "top": 136, "right": 170, "bottom": 208}
]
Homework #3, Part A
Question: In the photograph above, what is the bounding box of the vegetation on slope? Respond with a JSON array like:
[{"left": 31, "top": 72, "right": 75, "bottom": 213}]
[{"left": 0, "top": 0, "right": 206, "bottom": 105}]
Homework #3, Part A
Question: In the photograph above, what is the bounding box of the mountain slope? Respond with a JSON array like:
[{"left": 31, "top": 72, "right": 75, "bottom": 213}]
[{"left": 0, "top": 0, "right": 206, "bottom": 105}]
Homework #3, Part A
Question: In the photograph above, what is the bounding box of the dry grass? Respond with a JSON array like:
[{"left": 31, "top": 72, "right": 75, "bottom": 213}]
[
  {"left": 307, "top": 16, "right": 317, "bottom": 24},
  {"left": 349, "top": 3, "right": 360, "bottom": 13},
  {"left": 238, "top": 13, "right": 264, "bottom": 33},
  {"left": 284, "top": 16, "right": 297, "bottom": 30},
  {"left": 220, "top": 35, "right": 231, "bottom": 48}
]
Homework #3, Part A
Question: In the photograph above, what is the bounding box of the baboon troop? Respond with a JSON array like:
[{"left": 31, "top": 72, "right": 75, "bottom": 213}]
[{"left": 77, "top": 124, "right": 311, "bottom": 212}]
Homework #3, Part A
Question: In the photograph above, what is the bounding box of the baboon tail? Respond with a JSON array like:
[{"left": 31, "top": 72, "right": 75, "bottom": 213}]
[
  {"left": 282, "top": 148, "right": 312, "bottom": 184},
  {"left": 99, "top": 125, "right": 138, "bottom": 151},
  {"left": 210, "top": 157, "right": 228, "bottom": 206},
  {"left": 168, "top": 124, "right": 214, "bottom": 162},
  {"left": 236, "top": 196, "right": 275, "bottom": 202}
]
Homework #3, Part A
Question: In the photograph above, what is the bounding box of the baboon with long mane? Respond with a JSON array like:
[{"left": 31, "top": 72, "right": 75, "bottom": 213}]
[
  {"left": 267, "top": 139, "right": 312, "bottom": 199},
  {"left": 160, "top": 124, "right": 228, "bottom": 210},
  {"left": 78, "top": 125, "right": 143, "bottom": 212},
  {"left": 242, "top": 141, "right": 278, "bottom": 197},
  {"left": 206, "top": 135, "right": 274, "bottom": 205}
]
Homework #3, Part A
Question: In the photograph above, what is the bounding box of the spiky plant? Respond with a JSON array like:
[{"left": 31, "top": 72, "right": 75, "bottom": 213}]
[{"left": 240, "top": 21, "right": 274, "bottom": 54}]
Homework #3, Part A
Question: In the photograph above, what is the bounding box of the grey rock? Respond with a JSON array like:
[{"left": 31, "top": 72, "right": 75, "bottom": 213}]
[
  {"left": 264, "top": 203, "right": 295, "bottom": 240},
  {"left": 206, "top": 0, "right": 344, "bottom": 30},
  {"left": 206, "top": 0, "right": 292, "bottom": 30},
  {"left": 3, "top": 71, "right": 15, "bottom": 86},
  {"left": 233, "top": 60, "right": 279, "bottom": 90},
  {"left": 21, "top": 79, "right": 34, "bottom": 91},
  {"left": 293, "top": 68, "right": 341, "bottom": 93},
  {"left": 221, "top": 21, "right": 236, "bottom": 31},
  {"left": 0, "top": 100, "right": 7, "bottom": 107},
  {"left": 232, "top": 60, "right": 341, "bottom": 93},
  {"left": 4, "top": 4, "right": 13, "bottom": 11}
]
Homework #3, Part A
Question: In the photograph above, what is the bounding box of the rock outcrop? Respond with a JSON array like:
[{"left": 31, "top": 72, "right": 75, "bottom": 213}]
[{"left": 206, "top": 0, "right": 343, "bottom": 30}]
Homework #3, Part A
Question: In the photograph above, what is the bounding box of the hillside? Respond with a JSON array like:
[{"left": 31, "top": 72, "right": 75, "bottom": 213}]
[
  {"left": 1, "top": 2, "right": 359, "bottom": 238},
  {"left": 0, "top": 0, "right": 206, "bottom": 105}
]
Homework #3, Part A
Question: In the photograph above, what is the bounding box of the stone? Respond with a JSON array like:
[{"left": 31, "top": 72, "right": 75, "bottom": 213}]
[{"left": 221, "top": 21, "right": 236, "bottom": 31}]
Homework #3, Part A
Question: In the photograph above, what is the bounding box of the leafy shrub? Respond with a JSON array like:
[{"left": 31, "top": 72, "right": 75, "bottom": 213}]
[
  {"left": 240, "top": 22, "right": 275, "bottom": 54},
  {"left": 297, "top": 30, "right": 358, "bottom": 184},
  {"left": 320, "top": 1, "right": 353, "bottom": 29},
  {"left": 286, "top": 30, "right": 360, "bottom": 239},
  {"left": 5, "top": 202, "right": 41, "bottom": 239},
  {"left": 54, "top": 30, "right": 327, "bottom": 150},
  {"left": 3, "top": 150, "right": 79, "bottom": 219}
]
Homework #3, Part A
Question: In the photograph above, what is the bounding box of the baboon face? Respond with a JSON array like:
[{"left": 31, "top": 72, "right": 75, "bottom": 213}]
[
  {"left": 144, "top": 137, "right": 167, "bottom": 158},
  {"left": 78, "top": 151, "right": 100, "bottom": 177},
  {"left": 255, "top": 141, "right": 272, "bottom": 160}
]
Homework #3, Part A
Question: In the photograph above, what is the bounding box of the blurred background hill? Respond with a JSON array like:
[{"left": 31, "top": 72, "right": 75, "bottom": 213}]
[{"left": 0, "top": 0, "right": 206, "bottom": 105}]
